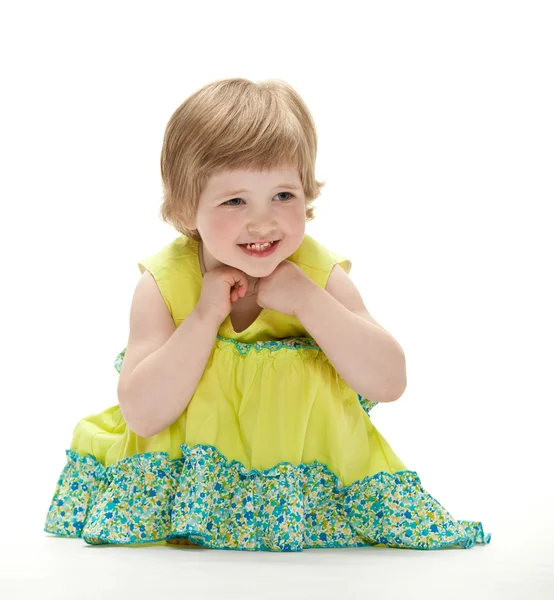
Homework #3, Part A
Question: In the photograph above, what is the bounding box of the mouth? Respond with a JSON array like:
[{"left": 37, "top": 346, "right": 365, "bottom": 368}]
[{"left": 238, "top": 239, "right": 281, "bottom": 257}]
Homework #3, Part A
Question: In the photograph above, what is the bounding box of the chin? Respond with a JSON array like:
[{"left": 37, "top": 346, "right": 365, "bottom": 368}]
[{"left": 243, "top": 263, "right": 278, "bottom": 276}]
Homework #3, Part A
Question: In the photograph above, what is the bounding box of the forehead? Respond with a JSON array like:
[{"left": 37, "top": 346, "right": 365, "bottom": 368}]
[{"left": 204, "top": 167, "right": 301, "bottom": 192}]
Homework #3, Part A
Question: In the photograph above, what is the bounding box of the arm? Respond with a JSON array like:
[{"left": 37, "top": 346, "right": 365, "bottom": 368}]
[
  {"left": 295, "top": 283, "right": 407, "bottom": 403},
  {"left": 119, "top": 306, "right": 221, "bottom": 437}
]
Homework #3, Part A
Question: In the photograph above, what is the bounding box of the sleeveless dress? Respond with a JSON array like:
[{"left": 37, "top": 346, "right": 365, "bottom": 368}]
[{"left": 44, "top": 233, "right": 491, "bottom": 551}]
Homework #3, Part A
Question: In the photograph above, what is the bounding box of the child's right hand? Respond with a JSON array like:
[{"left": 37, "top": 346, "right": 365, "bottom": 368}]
[{"left": 196, "top": 266, "right": 251, "bottom": 324}]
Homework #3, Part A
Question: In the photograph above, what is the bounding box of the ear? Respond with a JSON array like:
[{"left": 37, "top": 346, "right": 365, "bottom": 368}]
[{"left": 180, "top": 211, "right": 196, "bottom": 230}]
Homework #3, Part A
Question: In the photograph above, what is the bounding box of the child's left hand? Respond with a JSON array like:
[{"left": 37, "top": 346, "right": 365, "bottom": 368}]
[{"left": 253, "top": 260, "right": 315, "bottom": 317}]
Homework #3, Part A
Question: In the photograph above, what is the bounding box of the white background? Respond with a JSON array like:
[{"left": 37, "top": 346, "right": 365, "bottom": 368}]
[{"left": 1, "top": 1, "right": 552, "bottom": 598}]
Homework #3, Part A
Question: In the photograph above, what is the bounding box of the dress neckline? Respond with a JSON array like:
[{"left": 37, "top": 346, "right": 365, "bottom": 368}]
[{"left": 195, "top": 239, "right": 266, "bottom": 336}]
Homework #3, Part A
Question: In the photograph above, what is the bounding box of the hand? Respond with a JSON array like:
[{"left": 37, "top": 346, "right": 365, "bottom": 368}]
[
  {"left": 196, "top": 265, "right": 250, "bottom": 325},
  {"left": 252, "top": 260, "right": 316, "bottom": 317}
]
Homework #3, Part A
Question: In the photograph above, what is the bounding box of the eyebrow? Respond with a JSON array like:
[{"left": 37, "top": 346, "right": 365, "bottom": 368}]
[{"left": 215, "top": 183, "right": 301, "bottom": 198}]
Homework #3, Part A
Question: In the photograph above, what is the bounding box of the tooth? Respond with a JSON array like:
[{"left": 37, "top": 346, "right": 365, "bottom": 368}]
[{"left": 247, "top": 241, "right": 271, "bottom": 251}]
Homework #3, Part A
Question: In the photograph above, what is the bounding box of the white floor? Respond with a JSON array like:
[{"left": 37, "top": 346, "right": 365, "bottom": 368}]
[{"left": 2, "top": 510, "right": 553, "bottom": 600}]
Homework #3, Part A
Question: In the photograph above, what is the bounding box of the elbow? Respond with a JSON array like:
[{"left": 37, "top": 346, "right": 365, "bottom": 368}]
[
  {"left": 384, "top": 370, "right": 407, "bottom": 403},
  {"left": 376, "top": 359, "right": 407, "bottom": 403},
  {"left": 121, "top": 409, "right": 155, "bottom": 438},
  {"left": 358, "top": 383, "right": 403, "bottom": 404},
  {"left": 387, "top": 350, "right": 407, "bottom": 402},
  {"left": 118, "top": 389, "right": 153, "bottom": 438},
  {"left": 126, "top": 419, "right": 152, "bottom": 438},
  {"left": 385, "top": 382, "right": 407, "bottom": 403}
]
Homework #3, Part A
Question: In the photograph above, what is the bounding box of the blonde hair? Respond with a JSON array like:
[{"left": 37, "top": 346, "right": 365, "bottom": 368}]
[{"left": 159, "top": 77, "right": 325, "bottom": 241}]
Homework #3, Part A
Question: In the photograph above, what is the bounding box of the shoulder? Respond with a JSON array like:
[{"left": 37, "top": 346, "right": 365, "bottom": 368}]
[
  {"left": 325, "top": 262, "right": 387, "bottom": 331},
  {"left": 138, "top": 235, "right": 199, "bottom": 283},
  {"left": 294, "top": 234, "right": 351, "bottom": 268},
  {"left": 290, "top": 234, "right": 352, "bottom": 288},
  {"left": 135, "top": 235, "right": 201, "bottom": 323}
]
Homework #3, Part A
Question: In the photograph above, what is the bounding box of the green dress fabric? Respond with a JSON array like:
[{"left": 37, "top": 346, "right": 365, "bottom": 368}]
[{"left": 44, "top": 233, "right": 491, "bottom": 551}]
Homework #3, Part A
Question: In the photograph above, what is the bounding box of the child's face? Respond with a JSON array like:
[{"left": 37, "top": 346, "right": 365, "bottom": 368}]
[{"left": 191, "top": 166, "right": 306, "bottom": 277}]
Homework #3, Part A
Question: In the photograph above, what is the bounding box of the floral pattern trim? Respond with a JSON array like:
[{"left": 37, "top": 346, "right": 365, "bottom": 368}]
[{"left": 44, "top": 443, "right": 491, "bottom": 551}]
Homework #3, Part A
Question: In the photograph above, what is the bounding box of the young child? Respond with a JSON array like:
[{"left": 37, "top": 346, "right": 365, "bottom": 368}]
[{"left": 44, "top": 77, "right": 491, "bottom": 551}]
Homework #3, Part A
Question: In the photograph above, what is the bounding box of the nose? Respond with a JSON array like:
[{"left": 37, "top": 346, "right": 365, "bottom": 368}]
[
  {"left": 247, "top": 208, "right": 277, "bottom": 238},
  {"left": 247, "top": 225, "right": 278, "bottom": 239}
]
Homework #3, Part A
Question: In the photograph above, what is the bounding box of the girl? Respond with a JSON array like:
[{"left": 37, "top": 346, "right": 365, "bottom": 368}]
[{"left": 44, "top": 77, "right": 491, "bottom": 551}]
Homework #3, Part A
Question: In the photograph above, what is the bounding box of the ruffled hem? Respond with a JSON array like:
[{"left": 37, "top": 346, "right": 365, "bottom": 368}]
[{"left": 44, "top": 444, "right": 491, "bottom": 552}]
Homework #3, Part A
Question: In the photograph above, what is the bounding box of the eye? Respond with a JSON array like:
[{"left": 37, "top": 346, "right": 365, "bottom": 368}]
[
  {"left": 222, "top": 191, "right": 294, "bottom": 206},
  {"left": 222, "top": 198, "right": 243, "bottom": 207},
  {"left": 275, "top": 191, "right": 293, "bottom": 201}
]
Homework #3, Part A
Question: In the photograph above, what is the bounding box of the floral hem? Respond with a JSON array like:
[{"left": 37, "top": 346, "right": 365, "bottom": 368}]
[{"left": 44, "top": 443, "right": 491, "bottom": 552}]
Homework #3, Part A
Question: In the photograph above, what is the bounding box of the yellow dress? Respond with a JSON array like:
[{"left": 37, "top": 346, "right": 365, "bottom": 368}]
[{"left": 44, "top": 233, "right": 491, "bottom": 551}]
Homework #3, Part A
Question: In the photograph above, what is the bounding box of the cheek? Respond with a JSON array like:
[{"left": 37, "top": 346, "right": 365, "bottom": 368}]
[
  {"left": 290, "top": 204, "right": 307, "bottom": 232},
  {"left": 289, "top": 200, "right": 306, "bottom": 221},
  {"left": 211, "top": 213, "right": 235, "bottom": 238}
]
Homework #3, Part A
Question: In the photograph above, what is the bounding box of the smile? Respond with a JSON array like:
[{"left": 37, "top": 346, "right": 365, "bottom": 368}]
[{"left": 238, "top": 240, "right": 280, "bottom": 257}]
